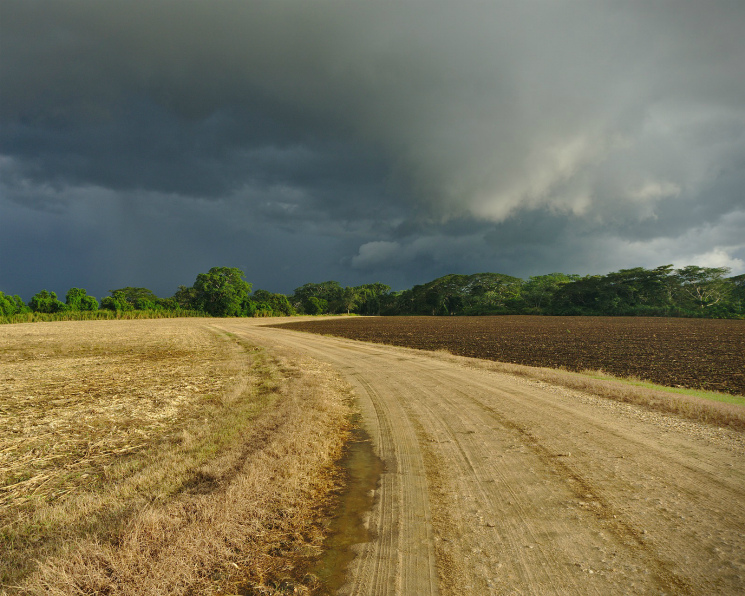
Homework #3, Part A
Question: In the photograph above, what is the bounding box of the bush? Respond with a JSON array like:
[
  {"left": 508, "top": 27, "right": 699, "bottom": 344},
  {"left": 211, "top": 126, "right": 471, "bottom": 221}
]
[
  {"left": 29, "top": 290, "right": 67, "bottom": 313},
  {"left": 193, "top": 267, "right": 252, "bottom": 317},
  {"left": 0, "top": 292, "right": 29, "bottom": 317},
  {"left": 65, "top": 288, "right": 99, "bottom": 311},
  {"left": 101, "top": 291, "right": 134, "bottom": 312}
]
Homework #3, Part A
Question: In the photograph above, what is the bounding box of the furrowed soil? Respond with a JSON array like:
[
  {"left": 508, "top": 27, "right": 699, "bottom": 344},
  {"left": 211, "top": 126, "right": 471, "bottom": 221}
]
[
  {"left": 218, "top": 318, "right": 745, "bottom": 595},
  {"left": 275, "top": 316, "right": 745, "bottom": 395}
]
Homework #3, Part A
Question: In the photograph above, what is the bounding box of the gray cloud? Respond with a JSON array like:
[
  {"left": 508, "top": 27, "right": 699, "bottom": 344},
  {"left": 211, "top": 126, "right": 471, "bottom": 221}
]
[{"left": 1, "top": 1, "right": 744, "bottom": 299}]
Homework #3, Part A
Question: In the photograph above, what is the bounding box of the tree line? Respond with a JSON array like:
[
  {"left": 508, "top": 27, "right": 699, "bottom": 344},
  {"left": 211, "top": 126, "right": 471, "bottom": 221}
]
[
  {"left": 383, "top": 266, "right": 744, "bottom": 318},
  {"left": 2, "top": 264, "right": 744, "bottom": 322}
]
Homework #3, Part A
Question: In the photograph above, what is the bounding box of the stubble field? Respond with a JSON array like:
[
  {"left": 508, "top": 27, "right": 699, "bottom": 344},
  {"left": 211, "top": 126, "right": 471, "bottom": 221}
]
[
  {"left": 276, "top": 315, "right": 745, "bottom": 396},
  {"left": 0, "top": 319, "right": 353, "bottom": 595}
]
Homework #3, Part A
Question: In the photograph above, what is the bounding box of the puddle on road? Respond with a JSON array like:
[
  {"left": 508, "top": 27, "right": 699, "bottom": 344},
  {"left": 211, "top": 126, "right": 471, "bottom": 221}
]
[
  {"left": 312, "top": 416, "right": 385, "bottom": 594},
  {"left": 230, "top": 415, "right": 383, "bottom": 596}
]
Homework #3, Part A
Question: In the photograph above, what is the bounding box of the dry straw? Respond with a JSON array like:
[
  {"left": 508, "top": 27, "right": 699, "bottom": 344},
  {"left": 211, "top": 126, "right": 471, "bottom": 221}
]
[{"left": 1, "top": 319, "right": 353, "bottom": 595}]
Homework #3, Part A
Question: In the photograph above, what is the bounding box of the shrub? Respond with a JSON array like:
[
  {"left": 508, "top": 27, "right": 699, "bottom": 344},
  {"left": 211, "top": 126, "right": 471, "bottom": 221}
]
[{"left": 29, "top": 290, "right": 67, "bottom": 313}]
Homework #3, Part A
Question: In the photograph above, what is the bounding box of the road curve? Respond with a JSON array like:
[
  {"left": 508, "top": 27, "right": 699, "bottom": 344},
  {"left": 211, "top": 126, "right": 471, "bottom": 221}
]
[{"left": 216, "top": 320, "right": 745, "bottom": 595}]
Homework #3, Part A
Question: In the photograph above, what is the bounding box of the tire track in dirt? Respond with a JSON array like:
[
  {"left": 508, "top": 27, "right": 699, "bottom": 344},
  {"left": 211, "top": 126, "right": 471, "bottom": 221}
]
[
  {"left": 428, "top": 365, "right": 745, "bottom": 594},
  {"left": 448, "top": 385, "right": 688, "bottom": 593},
  {"left": 390, "top": 365, "right": 622, "bottom": 594},
  {"left": 219, "top": 320, "right": 745, "bottom": 595},
  {"left": 346, "top": 374, "right": 440, "bottom": 595}
]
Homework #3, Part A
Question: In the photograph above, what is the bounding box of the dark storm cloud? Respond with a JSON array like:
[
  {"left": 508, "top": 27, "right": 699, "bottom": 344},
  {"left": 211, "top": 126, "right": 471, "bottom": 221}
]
[{"left": 1, "top": 0, "right": 744, "bottom": 299}]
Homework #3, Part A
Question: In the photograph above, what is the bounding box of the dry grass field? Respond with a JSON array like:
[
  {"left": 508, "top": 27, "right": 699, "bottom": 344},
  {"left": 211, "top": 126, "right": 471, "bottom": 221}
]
[{"left": 0, "top": 319, "right": 353, "bottom": 595}]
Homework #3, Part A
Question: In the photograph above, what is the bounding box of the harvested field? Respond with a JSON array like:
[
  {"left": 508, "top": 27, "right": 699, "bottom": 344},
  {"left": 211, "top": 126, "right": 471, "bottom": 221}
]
[
  {"left": 275, "top": 316, "right": 745, "bottom": 396},
  {"left": 0, "top": 319, "right": 353, "bottom": 595}
]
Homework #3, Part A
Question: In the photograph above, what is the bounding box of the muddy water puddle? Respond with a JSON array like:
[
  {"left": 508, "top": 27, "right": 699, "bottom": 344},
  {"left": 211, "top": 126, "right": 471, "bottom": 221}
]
[
  {"left": 230, "top": 416, "right": 383, "bottom": 595},
  {"left": 311, "top": 418, "right": 384, "bottom": 594}
]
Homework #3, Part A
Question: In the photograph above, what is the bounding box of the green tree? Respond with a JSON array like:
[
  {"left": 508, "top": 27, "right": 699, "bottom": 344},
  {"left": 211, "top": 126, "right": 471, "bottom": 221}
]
[
  {"left": 590, "top": 266, "right": 676, "bottom": 315},
  {"left": 425, "top": 286, "right": 449, "bottom": 315},
  {"left": 243, "top": 297, "right": 259, "bottom": 317},
  {"left": 172, "top": 285, "right": 198, "bottom": 310},
  {"left": 0, "top": 292, "right": 14, "bottom": 317},
  {"left": 100, "top": 290, "right": 134, "bottom": 311},
  {"left": 293, "top": 281, "right": 343, "bottom": 313},
  {"left": 133, "top": 297, "right": 157, "bottom": 310},
  {"left": 65, "top": 288, "right": 99, "bottom": 311},
  {"left": 463, "top": 273, "right": 524, "bottom": 314},
  {"left": 304, "top": 296, "right": 328, "bottom": 315},
  {"left": 674, "top": 266, "right": 732, "bottom": 312},
  {"left": 551, "top": 276, "right": 604, "bottom": 315},
  {"left": 251, "top": 290, "right": 296, "bottom": 317},
  {"left": 522, "top": 273, "right": 579, "bottom": 313},
  {"left": 109, "top": 287, "right": 157, "bottom": 308},
  {"left": 728, "top": 273, "right": 745, "bottom": 315},
  {"left": 1, "top": 292, "right": 28, "bottom": 317},
  {"left": 399, "top": 273, "right": 523, "bottom": 315},
  {"left": 193, "top": 267, "right": 252, "bottom": 317},
  {"left": 29, "top": 290, "right": 67, "bottom": 313},
  {"left": 355, "top": 282, "right": 391, "bottom": 315},
  {"left": 339, "top": 287, "right": 360, "bottom": 314}
]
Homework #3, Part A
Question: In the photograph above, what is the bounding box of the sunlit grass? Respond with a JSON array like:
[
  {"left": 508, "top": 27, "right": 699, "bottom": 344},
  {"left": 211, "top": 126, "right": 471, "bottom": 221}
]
[
  {"left": 578, "top": 370, "right": 745, "bottom": 406},
  {"left": 1, "top": 310, "right": 208, "bottom": 325}
]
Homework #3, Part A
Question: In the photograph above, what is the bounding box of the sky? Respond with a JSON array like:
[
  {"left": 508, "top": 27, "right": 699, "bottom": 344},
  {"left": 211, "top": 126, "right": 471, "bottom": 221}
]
[{"left": 2, "top": 1, "right": 744, "bottom": 300}]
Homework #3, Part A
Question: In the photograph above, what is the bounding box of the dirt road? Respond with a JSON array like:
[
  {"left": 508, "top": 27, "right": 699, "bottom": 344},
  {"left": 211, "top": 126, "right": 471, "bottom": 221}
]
[{"left": 217, "top": 320, "right": 745, "bottom": 595}]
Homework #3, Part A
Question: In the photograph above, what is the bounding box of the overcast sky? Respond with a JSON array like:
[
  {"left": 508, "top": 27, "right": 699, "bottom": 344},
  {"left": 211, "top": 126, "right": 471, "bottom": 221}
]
[{"left": 2, "top": 1, "right": 744, "bottom": 300}]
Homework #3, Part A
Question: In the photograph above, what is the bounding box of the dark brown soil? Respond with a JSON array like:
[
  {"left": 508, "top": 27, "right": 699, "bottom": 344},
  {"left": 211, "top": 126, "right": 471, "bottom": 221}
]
[{"left": 274, "top": 316, "right": 745, "bottom": 395}]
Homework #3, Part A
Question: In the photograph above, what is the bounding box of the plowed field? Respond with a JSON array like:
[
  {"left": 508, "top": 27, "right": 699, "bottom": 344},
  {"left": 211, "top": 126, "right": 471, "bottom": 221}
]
[{"left": 275, "top": 316, "right": 745, "bottom": 395}]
